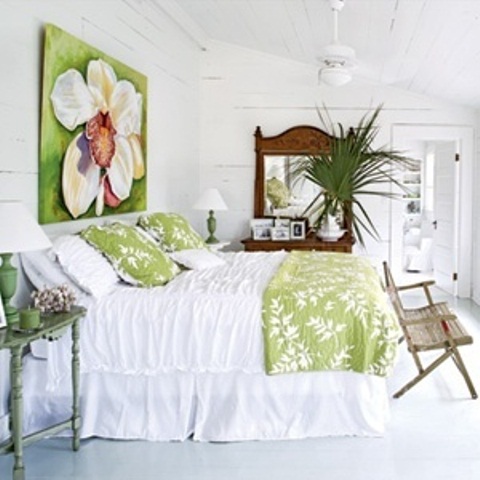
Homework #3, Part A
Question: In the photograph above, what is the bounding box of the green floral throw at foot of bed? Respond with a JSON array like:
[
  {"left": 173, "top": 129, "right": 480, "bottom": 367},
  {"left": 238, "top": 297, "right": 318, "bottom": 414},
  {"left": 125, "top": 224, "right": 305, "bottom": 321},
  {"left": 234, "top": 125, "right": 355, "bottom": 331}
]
[{"left": 262, "top": 251, "right": 401, "bottom": 376}]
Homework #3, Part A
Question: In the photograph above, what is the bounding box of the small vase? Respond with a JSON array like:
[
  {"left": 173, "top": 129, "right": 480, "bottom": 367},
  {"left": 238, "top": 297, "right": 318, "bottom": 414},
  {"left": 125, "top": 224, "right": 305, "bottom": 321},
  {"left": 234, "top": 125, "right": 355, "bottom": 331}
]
[
  {"left": 317, "top": 213, "right": 345, "bottom": 242},
  {"left": 325, "top": 214, "right": 341, "bottom": 232}
]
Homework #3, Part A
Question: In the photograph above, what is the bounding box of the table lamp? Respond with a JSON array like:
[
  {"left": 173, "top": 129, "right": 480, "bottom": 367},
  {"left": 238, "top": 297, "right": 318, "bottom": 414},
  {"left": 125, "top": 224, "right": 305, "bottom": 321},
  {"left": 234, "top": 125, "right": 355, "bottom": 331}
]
[
  {"left": 193, "top": 188, "right": 228, "bottom": 244},
  {"left": 0, "top": 202, "right": 52, "bottom": 325}
]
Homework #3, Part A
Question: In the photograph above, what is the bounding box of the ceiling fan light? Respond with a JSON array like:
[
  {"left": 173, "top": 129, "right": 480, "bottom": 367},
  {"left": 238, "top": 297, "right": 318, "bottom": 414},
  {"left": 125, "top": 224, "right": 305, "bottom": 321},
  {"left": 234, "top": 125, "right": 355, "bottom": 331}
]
[{"left": 319, "top": 65, "right": 352, "bottom": 87}]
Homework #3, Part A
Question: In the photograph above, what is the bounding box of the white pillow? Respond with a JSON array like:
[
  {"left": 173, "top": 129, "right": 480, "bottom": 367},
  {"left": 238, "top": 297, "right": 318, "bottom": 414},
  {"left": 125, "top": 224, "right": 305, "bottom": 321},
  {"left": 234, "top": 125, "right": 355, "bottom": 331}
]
[
  {"left": 52, "top": 234, "right": 119, "bottom": 298},
  {"left": 20, "top": 250, "right": 85, "bottom": 301},
  {"left": 170, "top": 249, "right": 226, "bottom": 270}
]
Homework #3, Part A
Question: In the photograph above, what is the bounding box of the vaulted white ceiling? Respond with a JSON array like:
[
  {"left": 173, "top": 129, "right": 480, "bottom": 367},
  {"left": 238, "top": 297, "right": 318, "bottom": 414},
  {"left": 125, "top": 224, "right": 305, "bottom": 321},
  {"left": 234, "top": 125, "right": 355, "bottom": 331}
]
[{"left": 172, "top": 0, "right": 480, "bottom": 108}]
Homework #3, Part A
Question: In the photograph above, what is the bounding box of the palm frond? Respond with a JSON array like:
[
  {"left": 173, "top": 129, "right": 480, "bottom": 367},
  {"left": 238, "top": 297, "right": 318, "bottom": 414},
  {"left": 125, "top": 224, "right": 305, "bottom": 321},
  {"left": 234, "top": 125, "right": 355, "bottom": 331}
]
[{"left": 293, "top": 105, "right": 417, "bottom": 247}]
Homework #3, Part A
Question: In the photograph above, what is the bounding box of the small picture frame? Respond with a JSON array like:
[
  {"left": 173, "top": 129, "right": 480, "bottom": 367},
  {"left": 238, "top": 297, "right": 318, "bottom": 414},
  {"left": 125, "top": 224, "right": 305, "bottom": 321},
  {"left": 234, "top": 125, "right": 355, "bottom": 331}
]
[
  {"left": 0, "top": 295, "right": 6, "bottom": 329},
  {"left": 274, "top": 218, "right": 290, "bottom": 229},
  {"left": 252, "top": 226, "right": 272, "bottom": 240},
  {"left": 271, "top": 226, "right": 290, "bottom": 241},
  {"left": 290, "top": 219, "right": 306, "bottom": 240},
  {"left": 250, "top": 218, "right": 274, "bottom": 240}
]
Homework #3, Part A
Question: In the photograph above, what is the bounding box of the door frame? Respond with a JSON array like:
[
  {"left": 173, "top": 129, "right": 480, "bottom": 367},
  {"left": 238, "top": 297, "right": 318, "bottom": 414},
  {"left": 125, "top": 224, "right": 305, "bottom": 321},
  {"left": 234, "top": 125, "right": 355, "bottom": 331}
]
[{"left": 391, "top": 124, "right": 474, "bottom": 298}]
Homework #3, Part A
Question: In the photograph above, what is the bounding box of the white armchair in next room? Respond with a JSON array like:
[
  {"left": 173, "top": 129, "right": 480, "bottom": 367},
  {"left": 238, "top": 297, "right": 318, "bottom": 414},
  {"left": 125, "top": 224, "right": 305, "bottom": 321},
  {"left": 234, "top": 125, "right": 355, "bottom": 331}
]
[{"left": 404, "top": 237, "right": 433, "bottom": 273}]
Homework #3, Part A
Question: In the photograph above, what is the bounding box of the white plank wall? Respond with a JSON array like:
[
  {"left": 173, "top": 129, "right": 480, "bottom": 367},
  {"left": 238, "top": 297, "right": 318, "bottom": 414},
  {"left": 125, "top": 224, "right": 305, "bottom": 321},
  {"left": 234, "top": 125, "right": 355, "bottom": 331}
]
[
  {"left": 0, "top": 0, "right": 203, "bottom": 232},
  {"left": 0, "top": 0, "right": 203, "bottom": 440},
  {"left": 198, "top": 40, "right": 477, "bottom": 262}
]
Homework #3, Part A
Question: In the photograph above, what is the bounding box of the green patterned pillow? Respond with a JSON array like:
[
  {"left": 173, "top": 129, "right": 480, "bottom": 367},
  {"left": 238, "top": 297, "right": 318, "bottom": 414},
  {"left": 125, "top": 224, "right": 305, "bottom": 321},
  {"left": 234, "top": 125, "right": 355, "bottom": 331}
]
[
  {"left": 81, "top": 223, "right": 180, "bottom": 287},
  {"left": 138, "top": 212, "right": 206, "bottom": 252}
]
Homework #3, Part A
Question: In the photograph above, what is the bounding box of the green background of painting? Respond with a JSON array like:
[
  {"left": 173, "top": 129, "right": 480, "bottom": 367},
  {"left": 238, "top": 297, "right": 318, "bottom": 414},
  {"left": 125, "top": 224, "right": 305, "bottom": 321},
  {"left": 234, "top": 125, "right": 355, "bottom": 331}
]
[{"left": 39, "top": 24, "right": 148, "bottom": 224}]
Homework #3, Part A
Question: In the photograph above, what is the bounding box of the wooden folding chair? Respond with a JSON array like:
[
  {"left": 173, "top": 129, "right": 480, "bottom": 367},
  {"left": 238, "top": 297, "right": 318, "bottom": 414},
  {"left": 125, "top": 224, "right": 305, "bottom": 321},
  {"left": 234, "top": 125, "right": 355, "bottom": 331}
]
[{"left": 383, "top": 262, "right": 477, "bottom": 399}]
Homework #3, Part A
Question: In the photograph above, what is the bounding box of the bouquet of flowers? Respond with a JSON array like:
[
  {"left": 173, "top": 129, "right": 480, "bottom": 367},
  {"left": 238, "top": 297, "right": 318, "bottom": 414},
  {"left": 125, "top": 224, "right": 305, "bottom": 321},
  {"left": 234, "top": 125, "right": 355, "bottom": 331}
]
[{"left": 31, "top": 284, "right": 76, "bottom": 313}]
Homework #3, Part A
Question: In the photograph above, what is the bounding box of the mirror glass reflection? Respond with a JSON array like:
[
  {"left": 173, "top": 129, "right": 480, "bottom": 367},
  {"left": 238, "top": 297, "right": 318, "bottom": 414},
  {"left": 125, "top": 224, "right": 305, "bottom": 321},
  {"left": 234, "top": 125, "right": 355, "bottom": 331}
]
[{"left": 264, "top": 155, "right": 320, "bottom": 217}]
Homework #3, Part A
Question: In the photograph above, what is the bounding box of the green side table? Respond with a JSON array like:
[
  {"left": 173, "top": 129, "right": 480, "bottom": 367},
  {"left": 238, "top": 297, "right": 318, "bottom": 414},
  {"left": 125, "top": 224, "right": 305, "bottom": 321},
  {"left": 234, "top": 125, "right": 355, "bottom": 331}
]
[{"left": 0, "top": 306, "right": 85, "bottom": 480}]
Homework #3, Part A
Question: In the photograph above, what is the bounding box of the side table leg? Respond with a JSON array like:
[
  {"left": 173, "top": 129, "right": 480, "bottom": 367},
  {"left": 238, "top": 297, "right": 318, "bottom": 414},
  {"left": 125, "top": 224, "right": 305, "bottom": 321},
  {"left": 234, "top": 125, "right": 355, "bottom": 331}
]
[
  {"left": 71, "top": 319, "right": 81, "bottom": 451},
  {"left": 11, "top": 346, "right": 25, "bottom": 480}
]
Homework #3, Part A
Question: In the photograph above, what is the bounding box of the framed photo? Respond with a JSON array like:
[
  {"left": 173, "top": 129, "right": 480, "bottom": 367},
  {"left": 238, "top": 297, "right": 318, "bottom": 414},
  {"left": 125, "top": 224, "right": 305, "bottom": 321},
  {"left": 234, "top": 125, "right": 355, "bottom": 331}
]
[
  {"left": 250, "top": 218, "right": 274, "bottom": 229},
  {"left": 250, "top": 218, "right": 274, "bottom": 240},
  {"left": 274, "top": 218, "right": 290, "bottom": 229},
  {"left": 0, "top": 295, "right": 6, "bottom": 329},
  {"left": 271, "top": 226, "right": 290, "bottom": 241},
  {"left": 290, "top": 219, "right": 306, "bottom": 240},
  {"left": 253, "top": 226, "right": 272, "bottom": 240}
]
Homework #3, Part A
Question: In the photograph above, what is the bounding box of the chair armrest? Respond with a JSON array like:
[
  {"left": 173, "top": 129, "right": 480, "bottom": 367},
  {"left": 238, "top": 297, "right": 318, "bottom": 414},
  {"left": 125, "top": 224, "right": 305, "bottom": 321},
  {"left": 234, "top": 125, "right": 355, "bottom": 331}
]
[
  {"left": 397, "top": 280, "right": 435, "bottom": 291},
  {"left": 397, "top": 280, "right": 436, "bottom": 306}
]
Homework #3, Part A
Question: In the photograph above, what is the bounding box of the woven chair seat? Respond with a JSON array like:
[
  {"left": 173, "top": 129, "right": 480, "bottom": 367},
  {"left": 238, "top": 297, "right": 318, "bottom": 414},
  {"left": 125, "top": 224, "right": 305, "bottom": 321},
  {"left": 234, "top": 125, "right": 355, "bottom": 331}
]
[{"left": 404, "top": 303, "right": 473, "bottom": 351}]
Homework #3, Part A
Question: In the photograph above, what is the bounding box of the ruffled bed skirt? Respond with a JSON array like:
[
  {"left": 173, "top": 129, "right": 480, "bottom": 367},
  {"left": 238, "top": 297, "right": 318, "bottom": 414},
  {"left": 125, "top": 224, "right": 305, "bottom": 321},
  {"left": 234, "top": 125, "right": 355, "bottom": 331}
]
[{"left": 22, "top": 355, "right": 390, "bottom": 442}]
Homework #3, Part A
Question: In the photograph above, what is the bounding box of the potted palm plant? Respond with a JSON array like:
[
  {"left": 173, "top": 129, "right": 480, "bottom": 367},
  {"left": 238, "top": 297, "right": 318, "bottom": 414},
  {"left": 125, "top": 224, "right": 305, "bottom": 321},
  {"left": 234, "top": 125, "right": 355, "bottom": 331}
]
[{"left": 293, "top": 105, "right": 415, "bottom": 247}]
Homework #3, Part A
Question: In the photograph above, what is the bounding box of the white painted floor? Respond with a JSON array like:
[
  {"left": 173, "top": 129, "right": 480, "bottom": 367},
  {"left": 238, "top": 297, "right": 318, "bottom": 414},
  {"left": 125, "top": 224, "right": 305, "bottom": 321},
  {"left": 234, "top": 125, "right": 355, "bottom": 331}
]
[{"left": 1, "top": 287, "right": 479, "bottom": 480}]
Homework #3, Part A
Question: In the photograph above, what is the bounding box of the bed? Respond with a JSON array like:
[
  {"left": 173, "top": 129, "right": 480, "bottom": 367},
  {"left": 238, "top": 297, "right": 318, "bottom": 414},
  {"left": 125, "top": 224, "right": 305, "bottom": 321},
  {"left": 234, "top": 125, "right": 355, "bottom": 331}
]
[{"left": 17, "top": 217, "right": 399, "bottom": 442}]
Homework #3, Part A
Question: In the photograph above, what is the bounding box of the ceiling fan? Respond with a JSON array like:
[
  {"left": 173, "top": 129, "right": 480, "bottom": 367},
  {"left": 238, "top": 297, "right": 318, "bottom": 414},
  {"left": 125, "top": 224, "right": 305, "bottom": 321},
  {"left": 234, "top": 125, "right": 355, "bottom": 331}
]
[{"left": 319, "top": 0, "right": 356, "bottom": 87}]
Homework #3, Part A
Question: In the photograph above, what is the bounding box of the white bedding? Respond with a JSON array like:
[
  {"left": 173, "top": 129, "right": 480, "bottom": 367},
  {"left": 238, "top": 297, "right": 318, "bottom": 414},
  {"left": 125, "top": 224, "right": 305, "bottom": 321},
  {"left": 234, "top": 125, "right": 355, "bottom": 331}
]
[
  {"left": 21, "top": 250, "right": 392, "bottom": 441},
  {"left": 23, "top": 359, "right": 388, "bottom": 441},
  {"left": 48, "top": 251, "right": 286, "bottom": 381}
]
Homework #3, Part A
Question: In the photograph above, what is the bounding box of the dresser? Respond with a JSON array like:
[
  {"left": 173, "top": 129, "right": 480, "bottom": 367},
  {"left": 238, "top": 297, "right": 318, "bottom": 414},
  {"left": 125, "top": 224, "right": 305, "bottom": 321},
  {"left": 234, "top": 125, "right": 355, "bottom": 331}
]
[{"left": 241, "top": 232, "right": 353, "bottom": 253}]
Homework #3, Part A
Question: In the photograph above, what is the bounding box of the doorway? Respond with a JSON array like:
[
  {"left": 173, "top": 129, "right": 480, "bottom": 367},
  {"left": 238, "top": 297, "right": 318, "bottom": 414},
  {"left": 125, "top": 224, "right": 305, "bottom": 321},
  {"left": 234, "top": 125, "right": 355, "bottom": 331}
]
[{"left": 391, "top": 125, "right": 473, "bottom": 298}]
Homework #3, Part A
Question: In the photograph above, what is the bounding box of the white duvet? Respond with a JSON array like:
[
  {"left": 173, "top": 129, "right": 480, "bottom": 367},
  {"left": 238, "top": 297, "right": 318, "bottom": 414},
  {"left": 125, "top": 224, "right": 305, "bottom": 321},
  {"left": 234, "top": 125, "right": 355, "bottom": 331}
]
[
  {"left": 21, "top": 249, "right": 391, "bottom": 440},
  {"left": 49, "top": 251, "right": 287, "bottom": 381}
]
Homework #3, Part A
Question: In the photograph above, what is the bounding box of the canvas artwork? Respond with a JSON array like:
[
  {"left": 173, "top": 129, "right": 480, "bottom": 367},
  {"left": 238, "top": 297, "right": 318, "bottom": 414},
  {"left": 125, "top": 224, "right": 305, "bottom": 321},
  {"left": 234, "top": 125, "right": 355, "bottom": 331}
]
[{"left": 39, "top": 24, "right": 148, "bottom": 224}]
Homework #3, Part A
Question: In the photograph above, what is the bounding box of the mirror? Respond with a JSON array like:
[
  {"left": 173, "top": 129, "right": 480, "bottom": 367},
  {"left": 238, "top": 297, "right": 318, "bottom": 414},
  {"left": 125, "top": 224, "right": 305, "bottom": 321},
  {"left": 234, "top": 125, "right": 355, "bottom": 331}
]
[
  {"left": 254, "top": 125, "right": 332, "bottom": 219},
  {"left": 263, "top": 155, "right": 321, "bottom": 217}
]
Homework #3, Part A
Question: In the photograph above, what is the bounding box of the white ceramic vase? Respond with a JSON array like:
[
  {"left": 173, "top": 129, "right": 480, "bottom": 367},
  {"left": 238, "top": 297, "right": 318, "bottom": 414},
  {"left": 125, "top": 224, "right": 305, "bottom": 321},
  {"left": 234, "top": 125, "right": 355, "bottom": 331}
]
[{"left": 317, "top": 213, "right": 345, "bottom": 241}]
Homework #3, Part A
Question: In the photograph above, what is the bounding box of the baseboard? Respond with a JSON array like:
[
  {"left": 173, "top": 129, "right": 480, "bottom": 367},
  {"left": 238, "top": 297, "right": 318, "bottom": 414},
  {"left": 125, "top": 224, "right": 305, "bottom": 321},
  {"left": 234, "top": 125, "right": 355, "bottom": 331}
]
[{"left": 0, "top": 413, "right": 10, "bottom": 443}]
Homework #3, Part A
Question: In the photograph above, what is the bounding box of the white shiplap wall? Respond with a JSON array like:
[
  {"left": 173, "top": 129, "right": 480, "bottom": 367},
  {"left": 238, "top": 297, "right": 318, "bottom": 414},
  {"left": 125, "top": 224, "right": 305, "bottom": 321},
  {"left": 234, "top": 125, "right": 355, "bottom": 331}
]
[
  {"left": 198, "top": 40, "right": 477, "bottom": 266},
  {"left": 0, "top": 0, "right": 203, "bottom": 233},
  {"left": 0, "top": 0, "right": 203, "bottom": 440}
]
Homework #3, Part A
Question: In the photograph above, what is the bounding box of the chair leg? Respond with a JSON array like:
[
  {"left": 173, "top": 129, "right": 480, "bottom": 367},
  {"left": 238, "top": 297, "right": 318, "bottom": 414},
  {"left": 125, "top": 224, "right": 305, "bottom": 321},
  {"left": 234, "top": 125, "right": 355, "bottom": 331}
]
[
  {"left": 393, "top": 350, "right": 452, "bottom": 399},
  {"left": 450, "top": 347, "right": 478, "bottom": 399},
  {"left": 410, "top": 349, "right": 424, "bottom": 373}
]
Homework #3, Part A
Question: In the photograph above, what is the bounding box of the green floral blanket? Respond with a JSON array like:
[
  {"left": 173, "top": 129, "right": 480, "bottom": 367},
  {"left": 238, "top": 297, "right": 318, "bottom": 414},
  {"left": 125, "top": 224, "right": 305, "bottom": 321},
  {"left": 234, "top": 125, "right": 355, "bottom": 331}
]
[{"left": 262, "top": 251, "right": 400, "bottom": 377}]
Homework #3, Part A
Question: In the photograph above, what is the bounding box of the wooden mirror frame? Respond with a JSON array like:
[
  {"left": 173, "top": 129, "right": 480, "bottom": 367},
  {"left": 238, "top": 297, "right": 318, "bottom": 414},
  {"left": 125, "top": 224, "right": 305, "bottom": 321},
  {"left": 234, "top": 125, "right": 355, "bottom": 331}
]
[{"left": 254, "top": 125, "right": 332, "bottom": 218}]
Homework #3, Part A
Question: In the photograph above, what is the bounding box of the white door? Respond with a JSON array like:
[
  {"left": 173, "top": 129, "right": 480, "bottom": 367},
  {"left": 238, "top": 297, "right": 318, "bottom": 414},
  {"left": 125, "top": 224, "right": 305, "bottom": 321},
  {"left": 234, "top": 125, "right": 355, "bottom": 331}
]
[
  {"left": 432, "top": 141, "right": 458, "bottom": 295},
  {"left": 391, "top": 124, "right": 473, "bottom": 298}
]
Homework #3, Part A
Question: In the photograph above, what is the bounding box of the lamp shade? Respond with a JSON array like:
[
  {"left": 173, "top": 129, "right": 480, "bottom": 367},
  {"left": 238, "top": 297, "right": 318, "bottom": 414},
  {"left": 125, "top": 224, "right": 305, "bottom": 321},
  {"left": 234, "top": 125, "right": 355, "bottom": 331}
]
[
  {"left": 0, "top": 201, "right": 52, "bottom": 253},
  {"left": 193, "top": 189, "right": 228, "bottom": 211}
]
